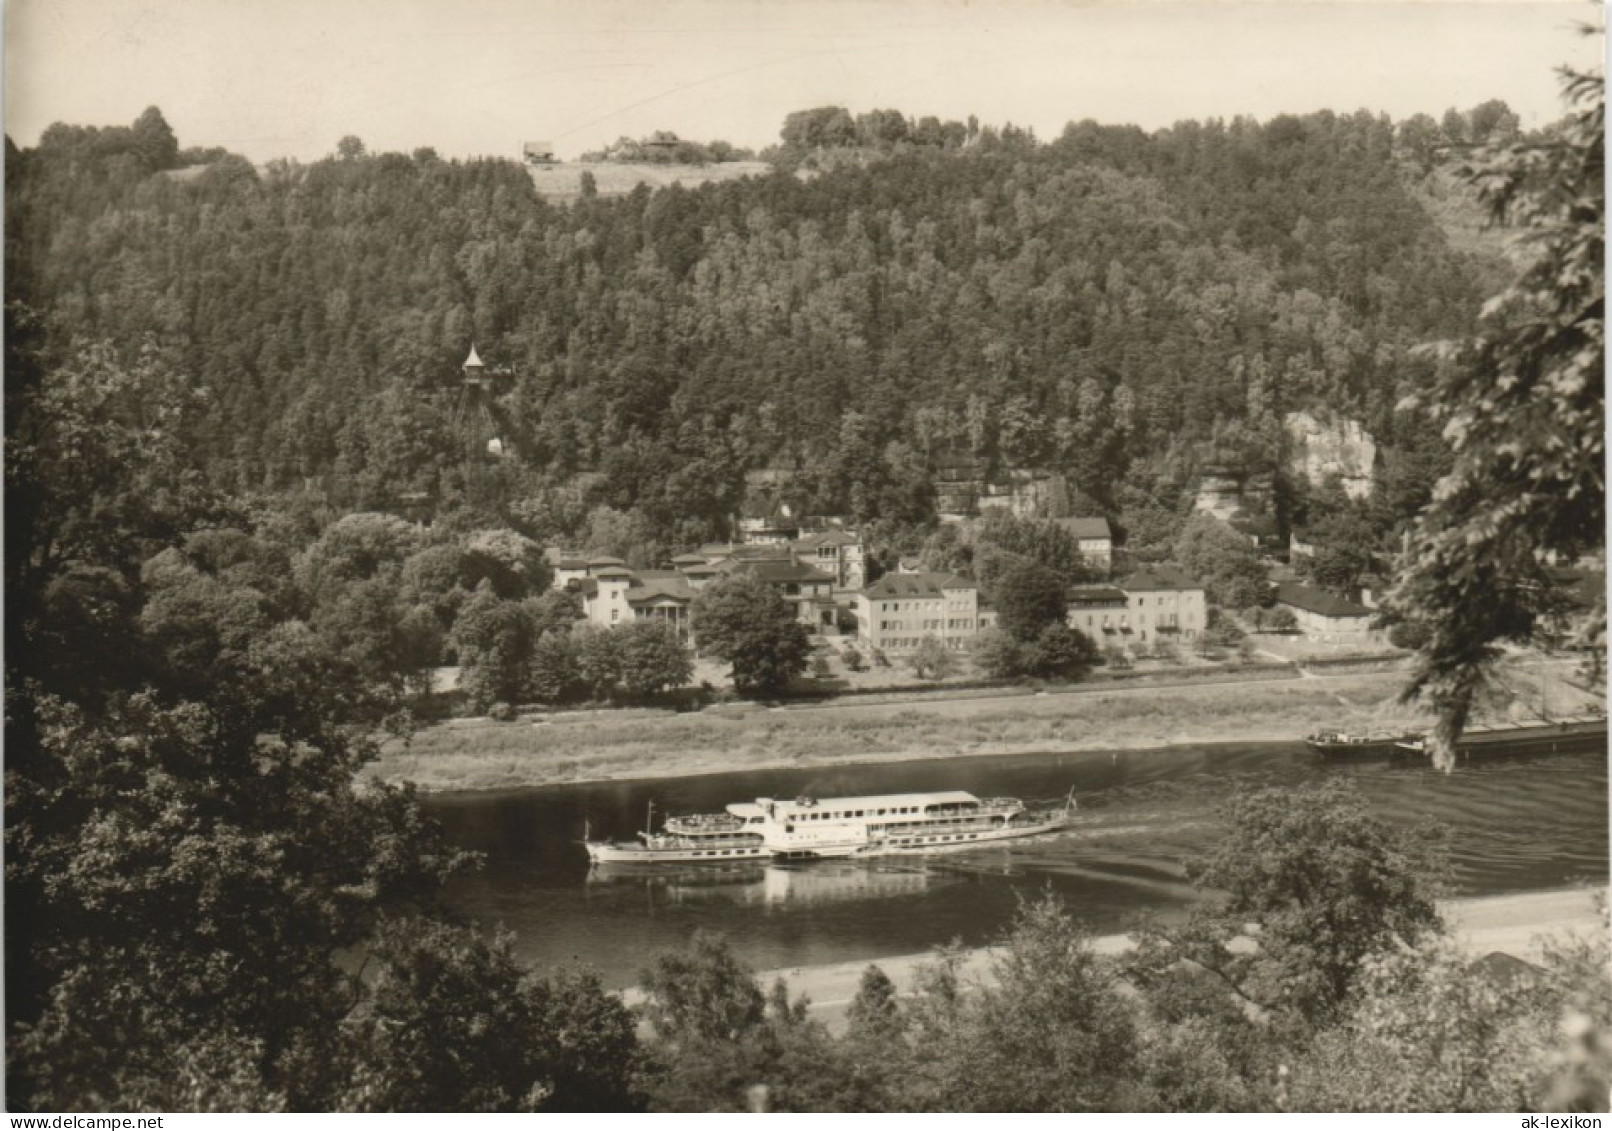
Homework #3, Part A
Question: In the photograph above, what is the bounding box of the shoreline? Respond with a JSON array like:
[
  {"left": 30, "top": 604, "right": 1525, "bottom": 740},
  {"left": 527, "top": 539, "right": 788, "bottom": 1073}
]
[
  {"left": 731, "top": 887, "right": 1608, "bottom": 1032},
  {"left": 372, "top": 665, "right": 1452, "bottom": 793},
  {"left": 371, "top": 657, "right": 1600, "bottom": 796}
]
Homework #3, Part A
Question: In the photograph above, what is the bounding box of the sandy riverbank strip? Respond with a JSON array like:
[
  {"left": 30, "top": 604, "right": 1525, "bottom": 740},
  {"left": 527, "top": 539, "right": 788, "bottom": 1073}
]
[
  {"left": 734, "top": 888, "right": 1607, "bottom": 1032},
  {"left": 372, "top": 666, "right": 1466, "bottom": 793}
]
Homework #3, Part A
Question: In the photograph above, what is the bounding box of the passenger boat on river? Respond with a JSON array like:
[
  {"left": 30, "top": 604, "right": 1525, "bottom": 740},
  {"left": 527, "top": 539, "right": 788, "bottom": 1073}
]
[
  {"left": 752, "top": 789, "right": 1078, "bottom": 859},
  {"left": 583, "top": 789, "right": 1078, "bottom": 864},
  {"left": 582, "top": 802, "right": 768, "bottom": 864}
]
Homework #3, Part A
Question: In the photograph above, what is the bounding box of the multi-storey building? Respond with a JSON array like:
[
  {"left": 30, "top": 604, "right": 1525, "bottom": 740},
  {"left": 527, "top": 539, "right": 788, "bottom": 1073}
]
[
  {"left": 574, "top": 566, "right": 697, "bottom": 642},
  {"left": 1067, "top": 566, "right": 1206, "bottom": 645},
  {"left": 852, "top": 572, "right": 982, "bottom": 653},
  {"left": 790, "top": 529, "right": 866, "bottom": 589},
  {"left": 728, "top": 558, "right": 839, "bottom": 634}
]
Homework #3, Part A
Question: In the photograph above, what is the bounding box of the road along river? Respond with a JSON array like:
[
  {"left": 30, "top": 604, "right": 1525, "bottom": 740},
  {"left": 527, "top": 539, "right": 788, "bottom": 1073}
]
[{"left": 423, "top": 740, "right": 1608, "bottom": 989}]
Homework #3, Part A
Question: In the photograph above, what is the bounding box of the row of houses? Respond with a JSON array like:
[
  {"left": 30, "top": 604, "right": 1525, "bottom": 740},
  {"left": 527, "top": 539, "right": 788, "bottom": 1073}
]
[
  {"left": 548, "top": 542, "right": 842, "bottom": 644},
  {"left": 737, "top": 480, "right": 1115, "bottom": 579},
  {"left": 1066, "top": 567, "right": 1208, "bottom": 645},
  {"left": 546, "top": 541, "right": 1213, "bottom": 658}
]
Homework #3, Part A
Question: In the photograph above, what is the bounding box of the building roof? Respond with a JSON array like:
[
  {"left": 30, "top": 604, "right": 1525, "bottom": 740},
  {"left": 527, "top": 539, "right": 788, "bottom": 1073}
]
[
  {"left": 586, "top": 554, "right": 627, "bottom": 567},
  {"left": 794, "top": 530, "right": 859, "bottom": 549},
  {"left": 731, "top": 544, "right": 790, "bottom": 561},
  {"left": 739, "top": 490, "right": 798, "bottom": 523},
  {"left": 463, "top": 343, "right": 483, "bottom": 369},
  {"left": 863, "top": 572, "right": 976, "bottom": 599},
  {"left": 1275, "top": 582, "right": 1373, "bottom": 619},
  {"left": 1058, "top": 516, "right": 1112, "bottom": 541},
  {"left": 1068, "top": 586, "right": 1128, "bottom": 605},
  {"left": 1121, "top": 566, "right": 1204, "bottom": 593},
  {"left": 593, "top": 565, "right": 634, "bottom": 580},
  {"left": 734, "top": 559, "right": 835, "bottom": 585},
  {"left": 671, "top": 552, "right": 709, "bottom": 566},
  {"left": 682, "top": 563, "right": 721, "bottom": 577},
  {"left": 627, "top": 578, "right": 694, "bottom": 605}
]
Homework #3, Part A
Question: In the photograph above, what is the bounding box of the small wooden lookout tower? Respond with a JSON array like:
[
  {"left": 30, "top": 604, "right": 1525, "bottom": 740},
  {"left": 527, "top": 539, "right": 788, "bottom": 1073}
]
[{"left": 453, "top": 343, "right": 504, "bottom": 462}]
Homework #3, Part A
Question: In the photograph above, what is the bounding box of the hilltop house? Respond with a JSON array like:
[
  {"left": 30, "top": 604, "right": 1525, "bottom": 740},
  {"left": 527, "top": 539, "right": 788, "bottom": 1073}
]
[
  {"left": 1055, "top": 516, "right": 1114, "bottom": 573},
  {"left": 852, "top": 572, "right": 983, "bottom": 654},
  {"left": 736, "top": 490, "right": 801, "bottom": 544},
  {"left": 523, "top": 141, "right": 557, "bottom": 165},
  {"left": 545, "top": 549, "right": 626, "bottom": 589}
]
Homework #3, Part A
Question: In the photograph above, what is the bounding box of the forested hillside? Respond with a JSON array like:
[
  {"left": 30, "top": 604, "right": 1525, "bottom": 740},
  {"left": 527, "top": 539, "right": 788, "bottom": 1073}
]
[
  {"left": 7, "top": 103, "right": 1514, "bottom": 555},
  {"left": 6, "top": 87, "right": 1605, "bottom": 1113}
]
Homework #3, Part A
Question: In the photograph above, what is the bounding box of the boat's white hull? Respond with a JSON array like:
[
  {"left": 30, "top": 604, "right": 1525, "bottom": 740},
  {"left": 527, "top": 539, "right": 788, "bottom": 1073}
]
[
  {"left": 585, "top": 788, "right": 1078, "bottom": 865},
  {"left": 584, "top": 840, "right": 769, "bottom": 864},
  {"left": 769, "top": 815, "right": 1074, "bottom": 859}
]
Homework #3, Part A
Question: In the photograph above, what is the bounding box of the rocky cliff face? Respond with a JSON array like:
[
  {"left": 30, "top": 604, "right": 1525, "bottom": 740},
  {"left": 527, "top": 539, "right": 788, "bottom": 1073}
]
[{"left": 1284, "top": 411, "right": 1377, "bottom": 499}]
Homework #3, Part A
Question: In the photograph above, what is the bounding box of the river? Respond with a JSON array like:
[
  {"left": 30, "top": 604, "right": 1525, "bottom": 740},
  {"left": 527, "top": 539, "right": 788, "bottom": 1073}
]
[{"left": 423, "top": 741, "right": 1608, "bottom": 988}]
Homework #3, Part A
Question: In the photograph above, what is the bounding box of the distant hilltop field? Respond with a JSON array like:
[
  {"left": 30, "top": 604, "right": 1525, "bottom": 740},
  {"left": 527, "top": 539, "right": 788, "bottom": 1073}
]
[{"left": 525, "top": 160, "right": 776, "bottom": 200}]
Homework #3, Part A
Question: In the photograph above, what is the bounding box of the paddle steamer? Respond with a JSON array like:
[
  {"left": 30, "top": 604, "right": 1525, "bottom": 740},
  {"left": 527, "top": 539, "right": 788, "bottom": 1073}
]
[{"left": 584, "top": 789, "right": 1077, "bottom": 864}]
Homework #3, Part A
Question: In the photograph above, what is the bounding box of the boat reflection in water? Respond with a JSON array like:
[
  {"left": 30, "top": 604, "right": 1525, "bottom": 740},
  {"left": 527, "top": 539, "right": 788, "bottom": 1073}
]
[{"left": 586, "top": 860, "right": 944, "bottom": 909}]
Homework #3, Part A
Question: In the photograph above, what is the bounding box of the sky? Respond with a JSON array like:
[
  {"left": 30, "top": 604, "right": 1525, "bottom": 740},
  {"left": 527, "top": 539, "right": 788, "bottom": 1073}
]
[{"left": 5, "top": 0, "right": 1604, "bottom": 164}]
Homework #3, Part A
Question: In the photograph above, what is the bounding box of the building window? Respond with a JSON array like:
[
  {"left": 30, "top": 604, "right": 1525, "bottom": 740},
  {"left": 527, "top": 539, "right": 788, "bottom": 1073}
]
[{"left": 610, "top": 609, "right": 619, "bottom": 623}]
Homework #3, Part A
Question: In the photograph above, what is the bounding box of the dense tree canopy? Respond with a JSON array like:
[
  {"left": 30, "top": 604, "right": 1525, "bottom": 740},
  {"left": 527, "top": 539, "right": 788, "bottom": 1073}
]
[
  {"left": 1388, "top": 69, "right": 1605, "bottom": 766},
  {"left": 5, "top": 79, "right": 1602, "bottom": 1112},
  {"left": 992, "top": 561, "right": 1069, "bottom": 641},
  {"left": 5, "top": 98, "right": 1514, "bottom": 560},
  {"left": 1173, "top": 514, "right": 1270, "bottom": 609},
  {"left": 690, "top": 575, "right": 810, "bottom": 696},
  {"left": 1126, "top": 779, "right": 1448, "bottom": 1028}
]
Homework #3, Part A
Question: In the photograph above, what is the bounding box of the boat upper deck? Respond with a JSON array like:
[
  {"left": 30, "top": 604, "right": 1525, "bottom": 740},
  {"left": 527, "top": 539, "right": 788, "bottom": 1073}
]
[{"left": 730, "top": 791, "right": 1018, "bottom": 823}]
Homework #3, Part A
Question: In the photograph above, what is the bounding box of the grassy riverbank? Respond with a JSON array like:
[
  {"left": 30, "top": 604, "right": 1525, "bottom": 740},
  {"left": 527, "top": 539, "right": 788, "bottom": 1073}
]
[
  {"left": 372, "top": 665, "right": 1442, "bottom": 792},
  {"left": 742, "top": 888, "right": 1609, "bottom": 1033}
]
